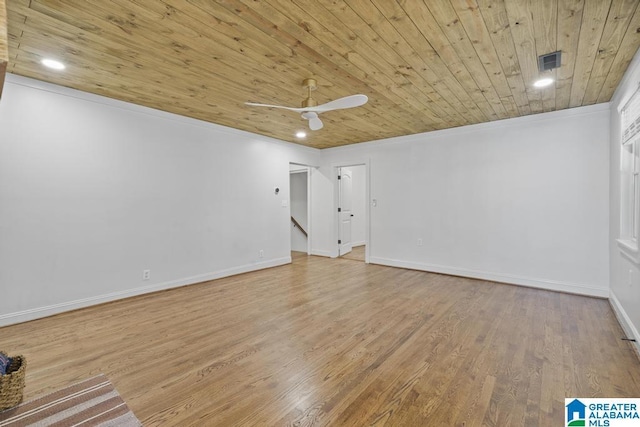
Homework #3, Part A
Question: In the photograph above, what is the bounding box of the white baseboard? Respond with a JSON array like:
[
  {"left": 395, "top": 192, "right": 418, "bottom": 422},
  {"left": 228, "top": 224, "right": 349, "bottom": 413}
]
[
  {"left": 609, "top": 291, "right": 640, "bottom": 359},
  {"left": 368, "top": 257, "right": 609, "bottom": 298},
  {"left": 310, "top": 249, "right": 332, "bottom": 257},
  {"left": 352, "top": 241, "right": 366, "bottom": 247},
  {"left": 0, "top": 257, "right": 291, "bottom": 327}
]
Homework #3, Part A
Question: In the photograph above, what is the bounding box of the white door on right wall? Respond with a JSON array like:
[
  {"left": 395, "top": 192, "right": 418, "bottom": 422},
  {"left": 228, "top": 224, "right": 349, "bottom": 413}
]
[{"left": 339, "top": 168, "right": 353, "bottom": 256}]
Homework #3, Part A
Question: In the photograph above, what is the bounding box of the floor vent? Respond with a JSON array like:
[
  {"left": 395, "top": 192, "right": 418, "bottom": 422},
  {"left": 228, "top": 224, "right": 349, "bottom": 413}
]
[{"left": 538, "top": 51, "right": 562, "bottom": 72}]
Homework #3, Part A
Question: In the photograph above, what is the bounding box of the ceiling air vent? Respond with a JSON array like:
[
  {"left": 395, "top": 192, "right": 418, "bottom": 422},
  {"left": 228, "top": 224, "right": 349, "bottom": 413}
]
[{"left": 538, "top": 51, "right": 562, "bottom": 72}]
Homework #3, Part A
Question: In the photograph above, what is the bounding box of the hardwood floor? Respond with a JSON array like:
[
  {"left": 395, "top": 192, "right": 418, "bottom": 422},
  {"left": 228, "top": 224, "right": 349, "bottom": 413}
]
[
  {"left": 340, "top": 245, "right": 366, "bottom": 262},
  {"left": 1, "top": 253, "right": 639, "bottom": 426}
]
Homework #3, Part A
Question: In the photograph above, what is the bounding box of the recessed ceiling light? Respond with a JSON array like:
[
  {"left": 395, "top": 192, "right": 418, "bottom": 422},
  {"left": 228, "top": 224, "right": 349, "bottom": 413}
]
[
  {"left": 296, "top": 131, "right": 307, "bottom": 138},
  {"left": 41, "top": 59, "right": 65, "bottom": 70},
  {"left": 533, "top": 77, "right": 554, "bottom": 88}
]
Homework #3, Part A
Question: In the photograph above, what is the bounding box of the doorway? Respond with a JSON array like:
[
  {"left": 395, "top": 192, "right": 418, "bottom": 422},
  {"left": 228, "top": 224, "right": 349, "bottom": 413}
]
[
  {"left": 290, "top": 164, "right": 310, "bottom": 255},
  {"left": 337, "top": 164, "right": 367, "bottom": 262}
]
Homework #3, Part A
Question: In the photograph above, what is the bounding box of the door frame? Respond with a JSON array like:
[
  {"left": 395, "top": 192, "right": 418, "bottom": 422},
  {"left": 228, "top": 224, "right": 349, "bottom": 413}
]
[
  {"left": 332, "top": 160, "right": 370, "bottom": 263},
  {"left": 289, "top": 163, "right": 312, "bottom": 255}
]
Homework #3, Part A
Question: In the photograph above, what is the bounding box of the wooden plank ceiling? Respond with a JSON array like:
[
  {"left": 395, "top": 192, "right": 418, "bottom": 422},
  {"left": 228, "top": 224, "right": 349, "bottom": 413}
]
[
  {"left": 0, "top": 0, "right": 8, "bottom": 98},
  {"left": 5, "top": 0, "right": 640, "bottom": 148}
]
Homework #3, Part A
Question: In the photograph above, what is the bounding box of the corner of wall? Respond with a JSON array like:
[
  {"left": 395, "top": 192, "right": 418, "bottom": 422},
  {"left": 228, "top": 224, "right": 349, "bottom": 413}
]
[{"left": 609, "top": 290, "right": 640, "bottom": 360}]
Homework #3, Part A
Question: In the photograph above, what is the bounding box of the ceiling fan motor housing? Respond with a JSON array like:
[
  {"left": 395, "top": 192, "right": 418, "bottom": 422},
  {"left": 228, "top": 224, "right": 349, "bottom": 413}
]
[
  {"left": 301, "top": 97, "right": 318, "bottom": 108},
  {"left": 302, "top": 78, "right": 317, "bottom": 91},
  {"left": 301, "top": 78, "right": 318, "bottom": 108}
]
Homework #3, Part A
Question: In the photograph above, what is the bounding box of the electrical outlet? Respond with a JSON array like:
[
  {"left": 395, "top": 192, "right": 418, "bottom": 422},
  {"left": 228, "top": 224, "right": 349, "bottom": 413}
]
[
  {"left": 417, "top": 238, "right": 423, "bottom": 246},
  {"left": 143, "top": 269, "right": 151, "bottom": 281},
  {"left": 259, "top": 250, "right": 264, "bottom": 258}
]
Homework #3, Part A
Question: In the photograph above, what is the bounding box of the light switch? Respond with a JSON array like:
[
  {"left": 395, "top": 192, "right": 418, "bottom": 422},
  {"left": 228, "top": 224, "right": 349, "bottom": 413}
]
[
  {"left": 281, "top": 200, "right": 288, "bottom": 207},
  {"left": 372, "top": 199, "right": 377, "bottom": 207}
]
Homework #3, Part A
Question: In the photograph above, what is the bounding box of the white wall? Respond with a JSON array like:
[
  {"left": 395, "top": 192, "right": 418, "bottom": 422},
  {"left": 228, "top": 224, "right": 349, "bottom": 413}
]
[
  {"left": 319, "top": 104, "right": 610, "bottom": 297},
  {"left": 290, "top": 171, "right": 308, "bottom": 252},
  {"left": 609, "top": 47, "right": 640, "bottom": 354},
  {"left": 0, "top": 74, "right": 320, "bottom": 326},
  {"left": 0, "top": 71, "right": 618, "bottom": 326}
]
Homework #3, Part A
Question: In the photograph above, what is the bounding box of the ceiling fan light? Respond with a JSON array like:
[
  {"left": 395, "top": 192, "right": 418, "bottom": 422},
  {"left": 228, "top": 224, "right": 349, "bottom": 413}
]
[
  {"left": 296, "top": 131, "right": 307, "bottom": 138},
  {"left": 41, "top": 58, "right": 66, "bottom": 70},
  {"left": 309, "top": 117, "right": 324, "bottom": 131},
  {"left": 533, "top": 77, "right": 554, "bottom": 88}
]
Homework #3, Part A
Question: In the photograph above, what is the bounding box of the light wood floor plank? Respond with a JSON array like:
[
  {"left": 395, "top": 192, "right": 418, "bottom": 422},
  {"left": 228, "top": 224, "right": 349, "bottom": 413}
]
[{"left": 0, "top": 253, "right": 638, "bottom": 426}]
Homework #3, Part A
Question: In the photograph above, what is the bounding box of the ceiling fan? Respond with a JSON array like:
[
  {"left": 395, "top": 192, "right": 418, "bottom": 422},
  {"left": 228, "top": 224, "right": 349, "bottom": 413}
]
[{"left": 245, "top": 78, "right": 368, "bottom": 131}]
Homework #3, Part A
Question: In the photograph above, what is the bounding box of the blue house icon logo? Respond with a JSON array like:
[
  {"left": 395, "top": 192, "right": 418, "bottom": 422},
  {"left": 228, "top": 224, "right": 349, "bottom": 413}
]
[{"left": 566, "top": 399, "right": 586, "bottom": 426}]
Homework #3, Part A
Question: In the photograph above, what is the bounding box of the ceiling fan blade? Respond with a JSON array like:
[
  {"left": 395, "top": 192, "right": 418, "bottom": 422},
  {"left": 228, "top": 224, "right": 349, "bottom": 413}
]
[
  {"left": 311, "top": 94, "right": 368, "bottom": 112},
  {"left": 245, "top": 102, "right": 306, "bottom": 112},
  {"left": 309, "top": 117, "right": 324, "bottom": 130},
  {"left": 247, "top": 95, "right": 367, "bottom": 114}
]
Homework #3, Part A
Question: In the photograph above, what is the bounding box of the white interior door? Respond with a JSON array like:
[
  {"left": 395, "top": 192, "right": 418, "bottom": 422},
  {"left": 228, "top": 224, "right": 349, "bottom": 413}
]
[{"left": 339, "top": 168, "right": 353, "bottom": 256}]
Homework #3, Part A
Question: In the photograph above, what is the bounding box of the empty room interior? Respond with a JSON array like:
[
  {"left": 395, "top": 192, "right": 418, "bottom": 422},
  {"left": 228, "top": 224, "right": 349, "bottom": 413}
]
[{"left": 1, "top": 1, "right": 640, "bottom": 425}]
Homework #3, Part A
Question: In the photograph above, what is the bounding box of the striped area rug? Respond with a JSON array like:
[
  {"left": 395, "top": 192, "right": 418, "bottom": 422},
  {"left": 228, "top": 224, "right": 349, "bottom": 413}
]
[{"left": 0, "top": 374, "right": 141, "bottom": 426}]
